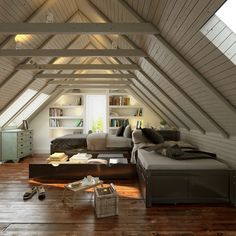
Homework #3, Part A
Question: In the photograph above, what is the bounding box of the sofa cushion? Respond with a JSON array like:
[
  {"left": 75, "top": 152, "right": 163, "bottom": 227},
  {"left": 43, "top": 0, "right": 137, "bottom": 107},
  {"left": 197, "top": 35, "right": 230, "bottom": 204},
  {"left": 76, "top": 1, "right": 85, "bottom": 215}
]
[{"left": 141, "top": 128, "right": 164, "bottom": 144}]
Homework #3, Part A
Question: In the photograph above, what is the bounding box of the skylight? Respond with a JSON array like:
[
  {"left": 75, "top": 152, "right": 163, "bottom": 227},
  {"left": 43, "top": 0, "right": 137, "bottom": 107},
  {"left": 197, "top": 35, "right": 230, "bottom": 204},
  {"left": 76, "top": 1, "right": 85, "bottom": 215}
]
[
  {"left": 215, "top": 0, "right": 236, "bottom": 33},
  {"left": 0, "top": 89, "right": 37, "bottom": 127},
  {"left": 11, "top": 93, "right": 49, "bottom": 127},
  {"left": 200, "top": 0, "right": 236, "bottom": 65}
]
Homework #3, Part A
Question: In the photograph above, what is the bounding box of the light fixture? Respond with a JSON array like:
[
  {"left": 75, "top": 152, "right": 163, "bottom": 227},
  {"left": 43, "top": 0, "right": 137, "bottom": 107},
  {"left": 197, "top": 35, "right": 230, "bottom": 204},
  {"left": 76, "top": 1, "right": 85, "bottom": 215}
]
[
  {"left": 111, "top": 41, "right": 117, "bottom": 49},
  {"left": 46, "top": 12, "right": 54, "bottom": 23},
  {"left": 14, "top": 34, "right": 32, "bottom": 49}
]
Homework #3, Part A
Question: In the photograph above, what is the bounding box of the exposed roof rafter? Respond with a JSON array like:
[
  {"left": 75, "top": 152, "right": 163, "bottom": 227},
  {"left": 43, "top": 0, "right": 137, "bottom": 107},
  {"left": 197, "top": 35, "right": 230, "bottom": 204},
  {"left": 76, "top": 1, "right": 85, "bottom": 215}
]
[
  {"left": 48, "top": 80, "right": 130, "bottom": 85},
  {"left": 0, "top": 23, "right": 159, "bottom": 34},
  {"left": 16, "top": 63, "right": 140, "bottom": 71},
  {"left": 35, "top": 73, "right": 134, "bottom": 79},
  {"left": 0, "top": 49, "right": 146, "bottom": 57}
]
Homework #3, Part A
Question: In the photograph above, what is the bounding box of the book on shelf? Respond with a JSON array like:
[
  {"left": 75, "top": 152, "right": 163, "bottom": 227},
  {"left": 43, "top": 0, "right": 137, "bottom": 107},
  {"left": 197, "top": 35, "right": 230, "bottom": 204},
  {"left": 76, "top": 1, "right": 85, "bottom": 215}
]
[
  {"left": 49, "top": 108, "right": 63, "bottom": 117},
  {"left": 49, "top": 118, "right": 60, "bottom": 127},
  {"left": 110, "top": 119, "right": 129, "bottom": 127},
  {"left": 109, "top": 96, "right": 130, "bottom": 106}
]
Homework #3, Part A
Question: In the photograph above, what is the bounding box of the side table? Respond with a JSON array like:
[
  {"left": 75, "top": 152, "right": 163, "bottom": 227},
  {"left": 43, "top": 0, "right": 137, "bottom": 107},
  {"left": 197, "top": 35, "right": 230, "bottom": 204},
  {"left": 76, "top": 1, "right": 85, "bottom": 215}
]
[{"left": 62, "top": 179, "right": 103, "bottom": 207}]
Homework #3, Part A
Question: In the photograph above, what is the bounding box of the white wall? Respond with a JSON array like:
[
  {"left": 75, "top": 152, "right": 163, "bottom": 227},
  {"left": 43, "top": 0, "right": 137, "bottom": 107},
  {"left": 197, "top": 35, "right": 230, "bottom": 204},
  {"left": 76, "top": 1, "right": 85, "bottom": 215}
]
[
  {"left": 181, "top": 129, "right": 236, "bottom": 167},
  {"left": 30, "top": 103, "right": 53, "bottom": 154},
  {"left": 30, "top": 94, "right": 161, "bottom": 154}
]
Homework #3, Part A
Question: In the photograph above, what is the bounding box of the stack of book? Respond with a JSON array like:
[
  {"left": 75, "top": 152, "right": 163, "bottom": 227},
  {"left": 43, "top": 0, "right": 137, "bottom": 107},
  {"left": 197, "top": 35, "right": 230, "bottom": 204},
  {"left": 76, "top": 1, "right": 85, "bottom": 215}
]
[
  {"left": 47, "top": 152, "right": 68, "bottom": 163},
  {"left": 69, "top": 153, "right": 92, "bottom": 163}
]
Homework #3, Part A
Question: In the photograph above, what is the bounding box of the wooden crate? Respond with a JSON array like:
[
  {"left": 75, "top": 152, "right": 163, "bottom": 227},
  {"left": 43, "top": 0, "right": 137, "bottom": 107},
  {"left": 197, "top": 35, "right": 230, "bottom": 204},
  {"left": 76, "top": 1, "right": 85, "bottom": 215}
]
[{"left": 94, "top": 183, "right": 118, "bottom": 218}]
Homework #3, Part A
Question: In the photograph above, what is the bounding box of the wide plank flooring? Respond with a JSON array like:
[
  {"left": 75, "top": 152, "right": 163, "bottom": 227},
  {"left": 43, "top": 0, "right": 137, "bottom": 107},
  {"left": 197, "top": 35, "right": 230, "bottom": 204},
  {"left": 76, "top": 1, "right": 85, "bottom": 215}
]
[{"left": 0, "top": 155, "right": 236, "bottom": 235}]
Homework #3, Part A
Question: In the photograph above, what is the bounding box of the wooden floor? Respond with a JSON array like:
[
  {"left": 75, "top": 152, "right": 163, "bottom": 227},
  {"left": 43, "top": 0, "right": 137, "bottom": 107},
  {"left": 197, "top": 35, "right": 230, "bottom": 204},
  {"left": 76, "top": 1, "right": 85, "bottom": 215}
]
[{"left": 0, "top": 155, "right": 236, "bottom": 236}]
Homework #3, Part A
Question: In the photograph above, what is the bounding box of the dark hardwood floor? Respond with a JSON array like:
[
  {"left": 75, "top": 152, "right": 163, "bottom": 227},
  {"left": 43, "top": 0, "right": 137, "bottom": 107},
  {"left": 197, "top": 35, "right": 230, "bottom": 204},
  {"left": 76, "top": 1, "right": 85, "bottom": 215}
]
[{"left": 0, "top": 155, "right": 236, "bottom": 235}]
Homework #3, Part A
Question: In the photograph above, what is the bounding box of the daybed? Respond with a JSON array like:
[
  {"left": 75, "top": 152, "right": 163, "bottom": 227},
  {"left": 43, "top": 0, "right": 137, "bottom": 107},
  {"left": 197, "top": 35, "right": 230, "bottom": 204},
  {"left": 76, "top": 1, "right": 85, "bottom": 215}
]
[{"left": 132, "top": 129, "right": 232, "bottom": 207}]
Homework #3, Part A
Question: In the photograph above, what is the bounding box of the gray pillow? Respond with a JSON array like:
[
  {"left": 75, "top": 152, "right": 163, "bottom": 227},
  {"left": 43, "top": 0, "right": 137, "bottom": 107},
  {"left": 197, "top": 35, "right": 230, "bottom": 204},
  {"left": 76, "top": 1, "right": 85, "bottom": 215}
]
[{"left": 123, "top": 125, "right": 132, "bottom": 138}]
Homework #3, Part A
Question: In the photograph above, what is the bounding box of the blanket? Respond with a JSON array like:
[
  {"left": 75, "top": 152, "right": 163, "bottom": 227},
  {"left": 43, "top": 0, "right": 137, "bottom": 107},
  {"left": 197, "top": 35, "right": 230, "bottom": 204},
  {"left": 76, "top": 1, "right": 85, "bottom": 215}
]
[
  {"left": 87, "top": 133, "right": 108, "bottom": 150},
  {"left": 86, "top": 133, "right": 132, "bottom": 150}
]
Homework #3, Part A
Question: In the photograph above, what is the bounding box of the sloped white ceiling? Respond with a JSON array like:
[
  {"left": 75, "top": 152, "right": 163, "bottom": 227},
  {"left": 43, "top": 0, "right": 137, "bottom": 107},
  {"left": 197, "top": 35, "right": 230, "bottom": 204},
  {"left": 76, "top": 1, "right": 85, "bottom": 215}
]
[{"left": 0, "top": 0, "right": 236, "bottom": 138}]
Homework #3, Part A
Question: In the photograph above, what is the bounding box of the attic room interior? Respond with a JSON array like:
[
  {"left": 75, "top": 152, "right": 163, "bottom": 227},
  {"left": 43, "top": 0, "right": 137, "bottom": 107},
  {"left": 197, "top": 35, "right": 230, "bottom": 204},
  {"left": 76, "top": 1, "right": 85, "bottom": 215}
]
[{"left": 0, "top": 0, "right": 236, "bottom": 235}]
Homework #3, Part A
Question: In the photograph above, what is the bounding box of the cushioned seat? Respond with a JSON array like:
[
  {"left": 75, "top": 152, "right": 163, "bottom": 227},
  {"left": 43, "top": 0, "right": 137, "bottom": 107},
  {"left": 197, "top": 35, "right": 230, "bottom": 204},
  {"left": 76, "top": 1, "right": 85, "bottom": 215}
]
[{"left": 138, "top": 149, "right": 229, "bottom": 170}]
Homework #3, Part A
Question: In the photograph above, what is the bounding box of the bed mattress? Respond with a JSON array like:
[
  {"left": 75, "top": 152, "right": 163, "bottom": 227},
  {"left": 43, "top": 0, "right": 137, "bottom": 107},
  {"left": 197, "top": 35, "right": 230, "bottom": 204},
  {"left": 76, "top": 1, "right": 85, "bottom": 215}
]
[{"left": 138, "top": 149, "right": 229, "bottom": 170}]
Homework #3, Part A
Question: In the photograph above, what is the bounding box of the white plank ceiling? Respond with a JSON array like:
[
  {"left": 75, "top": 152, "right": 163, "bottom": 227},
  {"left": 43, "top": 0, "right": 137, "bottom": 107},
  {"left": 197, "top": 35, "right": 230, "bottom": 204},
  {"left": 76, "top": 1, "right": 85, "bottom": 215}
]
[{"left": 0, "top": 0, "right": 235, "bottom": 158}]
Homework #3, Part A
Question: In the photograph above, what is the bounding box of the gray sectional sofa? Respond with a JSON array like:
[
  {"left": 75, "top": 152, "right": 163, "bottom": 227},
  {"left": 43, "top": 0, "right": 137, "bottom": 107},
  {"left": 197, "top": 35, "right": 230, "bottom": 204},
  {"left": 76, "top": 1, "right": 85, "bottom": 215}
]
[{"left": 132, "top": 129, "right": 235, "bottom": 207}]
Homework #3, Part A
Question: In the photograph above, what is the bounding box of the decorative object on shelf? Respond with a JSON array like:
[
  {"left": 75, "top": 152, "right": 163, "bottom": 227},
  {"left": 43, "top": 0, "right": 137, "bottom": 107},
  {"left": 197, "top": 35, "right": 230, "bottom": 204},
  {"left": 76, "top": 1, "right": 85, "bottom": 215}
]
[
  {"left": 22, "top": 119, "right": 29, "bottom": 130},
  {"left": 76, "top": 119, "right": 83, "bottom": 127},
  {"left": 160, "top": 120, "right": 169, "bottom": 130},
  {"left": 136, "top": 120, "right": 142, "bottom": 129},
  {"left": 136, "top": 108, "right": 143, "bottom": 117}
]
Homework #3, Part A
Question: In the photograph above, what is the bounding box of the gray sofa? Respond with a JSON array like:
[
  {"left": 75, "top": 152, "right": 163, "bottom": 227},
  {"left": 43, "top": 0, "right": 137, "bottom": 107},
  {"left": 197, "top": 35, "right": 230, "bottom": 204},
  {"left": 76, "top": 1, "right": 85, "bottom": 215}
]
[{"left": 132, "top": 129, "right": 233, "bottom": 207}]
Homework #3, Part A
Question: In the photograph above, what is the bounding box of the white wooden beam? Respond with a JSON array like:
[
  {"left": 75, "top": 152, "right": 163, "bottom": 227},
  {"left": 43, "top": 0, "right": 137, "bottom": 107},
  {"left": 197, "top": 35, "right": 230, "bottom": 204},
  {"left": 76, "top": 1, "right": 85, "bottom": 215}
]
[
  {"left": 16, "top": 63, "right": 140, "bottom": 70},
  {"left": 58, "top": 85, "right": 126, "bottom": 89},
  {"left": 0, "top": 49, "right": 146, "bottom": 57},
  {"left": 49, "top": 80, "right": 130, "bottom": 85},
  {"left": 0, "top": 23, "right": 159, "bottom": 34},
  {"left": 35, "top": 73, "right": 135, "bottom": 79}
]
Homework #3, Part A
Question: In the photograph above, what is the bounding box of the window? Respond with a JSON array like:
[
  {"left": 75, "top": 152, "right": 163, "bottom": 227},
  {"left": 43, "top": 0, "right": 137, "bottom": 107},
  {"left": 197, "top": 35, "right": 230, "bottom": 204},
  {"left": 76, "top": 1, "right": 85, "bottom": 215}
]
[
  {"left": 10, "top": 93, "right": 49, "bottom": 127},
  {"left": 0, "top": 89, "right": 37, "bottom": 127},
  {"left": 215, "top": 0, "right": 236, "bottom": 33},
  {"left": 201, "top": 0, "right": 236, "bottom": 65},
  {"left": 85, "top": 95, "right": 107, "bottom": 133}
]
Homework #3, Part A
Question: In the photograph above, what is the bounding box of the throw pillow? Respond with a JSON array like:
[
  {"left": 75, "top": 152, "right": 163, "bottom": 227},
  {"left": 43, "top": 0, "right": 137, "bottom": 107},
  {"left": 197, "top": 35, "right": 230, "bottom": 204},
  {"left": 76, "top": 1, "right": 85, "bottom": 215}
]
[
  {"left": 141, "top": 128, "right": 164, "bottom": 144},
  {"left": 116, "top": 126, "right": 125, "bottom": 137},
  {"left": 132, "top": 129, "right": 150, "bottom": 144},
  {"left": 123, "top": 125, "right": 132, "bottom": 138}
]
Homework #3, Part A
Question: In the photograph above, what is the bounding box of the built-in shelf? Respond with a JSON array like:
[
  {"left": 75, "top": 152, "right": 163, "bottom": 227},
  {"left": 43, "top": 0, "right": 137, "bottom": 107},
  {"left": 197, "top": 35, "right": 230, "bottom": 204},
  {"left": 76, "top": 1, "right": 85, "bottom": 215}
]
[
  {"left": 108, "top": 93, "right": 143, "bottom": 133},
  {"left": 49, "top": 116, "right": 83, "bottom": 119},
  {"left": 109, "top": 116, "right": 143, "bottom": 119},
  {"left": 49, "top": 94, "right": 84, "bottom": 134},
  {"left": 109, "top": 105, "right": 141, "bottom": 108},
  {"left": 49, "top": 127, "right": 84, "bottom": 130},
  {"left": 50, "top": 105, "right": 83, "bottom": 109}
]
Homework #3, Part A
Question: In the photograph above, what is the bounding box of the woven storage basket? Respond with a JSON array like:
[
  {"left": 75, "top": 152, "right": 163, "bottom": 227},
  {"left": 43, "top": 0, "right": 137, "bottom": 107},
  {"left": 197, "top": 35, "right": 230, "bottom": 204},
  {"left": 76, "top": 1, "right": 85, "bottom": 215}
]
[{"left": 94, "top": 183, "right": 118, "bottom": 218}]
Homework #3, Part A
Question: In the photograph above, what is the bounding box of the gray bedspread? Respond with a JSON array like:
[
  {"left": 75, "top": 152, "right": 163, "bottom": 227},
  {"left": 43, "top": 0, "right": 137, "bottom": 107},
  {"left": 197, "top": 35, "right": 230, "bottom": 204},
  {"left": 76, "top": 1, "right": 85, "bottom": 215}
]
[{"left": 51, "top": 134, "right": 88, "bottom": 150}]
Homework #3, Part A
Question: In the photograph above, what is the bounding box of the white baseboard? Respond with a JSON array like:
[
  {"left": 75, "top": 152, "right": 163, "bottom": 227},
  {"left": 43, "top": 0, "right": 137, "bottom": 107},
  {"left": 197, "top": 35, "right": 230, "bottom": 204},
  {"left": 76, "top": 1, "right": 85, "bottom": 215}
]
[{"left": 33, "top": 148, "right": 50, "bottom": 154}]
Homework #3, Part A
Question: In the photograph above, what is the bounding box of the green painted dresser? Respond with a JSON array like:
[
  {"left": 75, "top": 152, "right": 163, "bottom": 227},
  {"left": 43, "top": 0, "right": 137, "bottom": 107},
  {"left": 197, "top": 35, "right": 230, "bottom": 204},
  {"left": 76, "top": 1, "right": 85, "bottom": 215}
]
[{"left": 1, "top": 129, "right": 33, "bottom": 162}]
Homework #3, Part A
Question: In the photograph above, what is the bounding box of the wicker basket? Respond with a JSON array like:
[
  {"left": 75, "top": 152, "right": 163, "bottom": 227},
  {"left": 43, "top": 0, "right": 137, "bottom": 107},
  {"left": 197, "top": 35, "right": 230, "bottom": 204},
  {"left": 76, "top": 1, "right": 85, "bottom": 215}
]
[{"left": 94, "top": 183, "right": 118, "bottom": 218}]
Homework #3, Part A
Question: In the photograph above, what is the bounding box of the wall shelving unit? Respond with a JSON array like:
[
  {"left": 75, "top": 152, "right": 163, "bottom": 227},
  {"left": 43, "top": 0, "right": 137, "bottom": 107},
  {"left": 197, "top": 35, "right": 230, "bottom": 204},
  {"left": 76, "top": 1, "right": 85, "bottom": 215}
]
[
  {"left": 108, "top": 93, "right": 143, "bottom": 134},
  {"left": 49, "top": 94, "right": 85, "bottom": 135}
]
